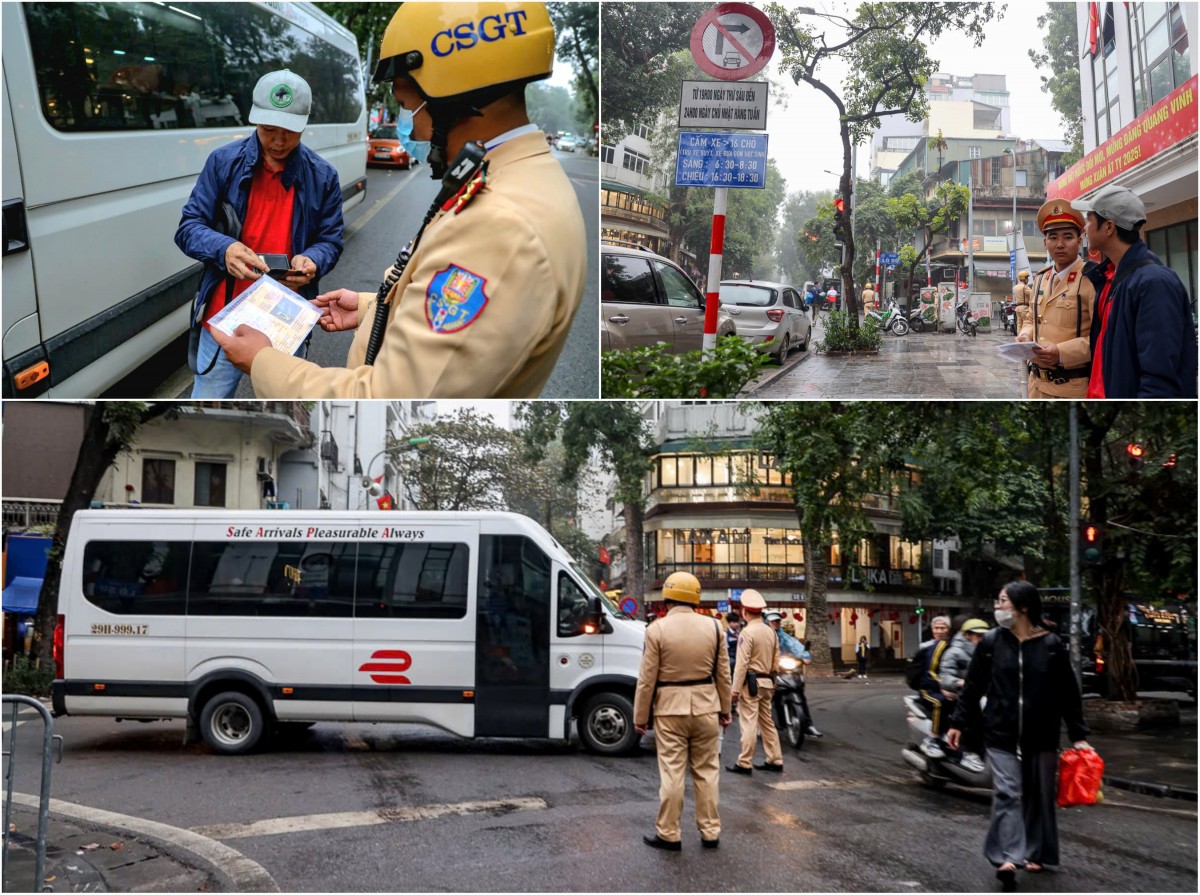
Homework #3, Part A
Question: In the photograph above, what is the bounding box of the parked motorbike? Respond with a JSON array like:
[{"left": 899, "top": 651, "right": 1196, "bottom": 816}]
[
  {"left": 900, "top": 694, "right": 992, "bottom": 789},
  {"left": 865, "top": 299, "right": 910, "bottom": 336},
  {"left": 1000, "top": 300, "right": 1018, "bottom": 335},
  {"left": 955, "top": 299, "right": 978, "bottom": 337},
  {"left": 907, "top": 300, "right": 935, "bottom": 333},
  {"left": 772, "top": 655, "right": 808, "bottom": 751}
]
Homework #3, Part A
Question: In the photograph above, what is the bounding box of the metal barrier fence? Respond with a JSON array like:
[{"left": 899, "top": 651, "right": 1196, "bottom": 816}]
[
  {"left": 2, "top": 501, "right": 61, "bottom": 531},
  {"left": 2, "top": 695, "right": 63, "bottom": 893}
]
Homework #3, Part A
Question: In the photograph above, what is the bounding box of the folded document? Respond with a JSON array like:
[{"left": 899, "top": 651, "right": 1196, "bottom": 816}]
[{"left": 208, "top": 277, "right": 319, "bottom": 357}]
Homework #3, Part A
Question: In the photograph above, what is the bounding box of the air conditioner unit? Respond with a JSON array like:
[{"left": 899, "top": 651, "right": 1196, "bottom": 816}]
[{"left": 257, "top": 457, "right": 273, "bottom": 477}]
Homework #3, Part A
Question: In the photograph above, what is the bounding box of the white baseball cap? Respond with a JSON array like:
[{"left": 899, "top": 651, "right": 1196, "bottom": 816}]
[
  {"left": 248, "top": 70, "right": 311, "bottom": 132},
  {"left": 1071, "top": 186, "right": 1147, "bottom": 231}
]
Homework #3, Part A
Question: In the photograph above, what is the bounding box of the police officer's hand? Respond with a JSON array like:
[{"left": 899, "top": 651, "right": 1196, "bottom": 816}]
[
  {"left": 719, "top": 712, "right": 732, "bottom": 729},
  {"left": 1031, "top": 341, "right": 1061, "bottom": 366},
  {"left": 224, "top": 242, "right": 267, "bottom": 280},
  {"left": 283, "top": 254, "right": 318, "bottom": 288},
  {"left": 1015, "top": 331, "right": 1032, "bottom": 343},
  {"left": 946, "top": 728, "right": 962, "bottom": 751},
  {"left": 314, "top": 289, "right": 361, "bottom": 332},
  {"left": 209, "top": 324, "right": 272, "bottom": 374}
]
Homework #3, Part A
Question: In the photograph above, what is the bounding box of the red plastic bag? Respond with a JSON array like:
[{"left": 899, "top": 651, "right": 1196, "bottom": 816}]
[{"left": 1057, "top": 747, "right": 1105, "bottom": 807}]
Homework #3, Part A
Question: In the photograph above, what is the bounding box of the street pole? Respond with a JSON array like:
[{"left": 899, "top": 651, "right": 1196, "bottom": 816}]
[
  {"left": 1069, "top": 401, "right": 1083, "bottom": 687},
  {"left": 702, "top": 187, "right": 728, "bottom": 353},
  {"left": 966, "top": 167, "right": 975, "bottom": 297},
  {"left": 875, "top": 238, "right": 881, "bottom": 296}
]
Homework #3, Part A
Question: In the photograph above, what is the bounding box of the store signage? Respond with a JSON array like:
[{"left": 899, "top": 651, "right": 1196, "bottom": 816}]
[
  {"left": 970, "top": 235, "right": 1010, "bottom": 254},
  {"left": 1047, "top": 74, "right": 1197, "bottom": 201}
]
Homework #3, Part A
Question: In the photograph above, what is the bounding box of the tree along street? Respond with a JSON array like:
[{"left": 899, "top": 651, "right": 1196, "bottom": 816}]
[{"left": 6, "top": 681, "right": 1195, "bottom": 892}]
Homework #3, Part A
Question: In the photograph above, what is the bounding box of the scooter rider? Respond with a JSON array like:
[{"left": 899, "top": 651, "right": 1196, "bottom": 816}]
[
  {"left": 916, "top": 616, "right": 952, "bottom": 759},
  {"left": 937, "top": 618, "right": 990, "bottom": 773},
  {"left": 765, "top": 611, "right": 822, "bottom": 738}
]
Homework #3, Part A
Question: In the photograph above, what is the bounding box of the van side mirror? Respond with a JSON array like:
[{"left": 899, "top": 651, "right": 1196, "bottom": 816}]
[{"left": 583, "top": 596, "right": 603, "bottom": 635}]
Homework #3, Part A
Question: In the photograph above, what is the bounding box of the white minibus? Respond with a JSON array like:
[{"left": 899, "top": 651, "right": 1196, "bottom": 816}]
[
  {"left": 2, "top": 2, "right": 368, "bottom": 398},
  {"left": 51, "top": 510, "right": 647, "bottom": 756}
]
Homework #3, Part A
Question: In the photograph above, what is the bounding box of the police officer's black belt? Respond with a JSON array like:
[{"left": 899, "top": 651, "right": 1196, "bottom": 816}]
[
  {"left": 658, "top": 677, "right": 715, "bottom": 687},
  {"left": 1028, "top": 362, "right": 1090, "bottom": 384}
]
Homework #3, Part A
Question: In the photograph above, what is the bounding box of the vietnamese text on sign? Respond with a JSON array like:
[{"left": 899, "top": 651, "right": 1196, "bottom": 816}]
[{"left": 678, "top": 79, "right": 769, "bottom": 129}]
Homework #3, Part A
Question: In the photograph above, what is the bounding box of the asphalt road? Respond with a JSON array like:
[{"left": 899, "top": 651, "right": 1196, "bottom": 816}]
[
  {"left": 139, "top": 147, "right": 598, "bottom": 399},
  {"left": 7, "top": 678, "right": 1195, "bottom": 893}
]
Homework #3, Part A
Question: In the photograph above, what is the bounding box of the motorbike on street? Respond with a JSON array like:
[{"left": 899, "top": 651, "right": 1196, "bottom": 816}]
[
  {"left": 954, "top": 298, "right": 979, "bottom": 337},
  {"left": 1000, "top": 300, "right": 1018, "bottom": 335},
  {"left": 772, "top": 655, "right": 809, "bottom": 751},
  {"left": 907, "top": 299, "right": 936, "bottom": 333},
  {"left": 865, "top": 299, "right": 910, "bottom": 336},
  {"left": 901, "top": 693, "right": 992, "bottom": 789}
]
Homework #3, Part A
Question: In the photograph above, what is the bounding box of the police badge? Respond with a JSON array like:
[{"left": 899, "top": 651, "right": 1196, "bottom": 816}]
[{"left": 425, "top": 264, "right": 489, "bottom": 333}]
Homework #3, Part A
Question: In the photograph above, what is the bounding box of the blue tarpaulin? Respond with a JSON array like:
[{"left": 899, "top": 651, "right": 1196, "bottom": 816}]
[{"left": 2, "top": 576, "right": 40, "bottom": 614}]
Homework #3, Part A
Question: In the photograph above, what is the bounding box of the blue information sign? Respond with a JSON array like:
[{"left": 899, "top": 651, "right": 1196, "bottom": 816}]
[
  {"left": 879, "top": 252, "right": 900, "bottom": 266},
  {"left": 717, "top": 601, "right": 731, "bottom": 613},
  {"left": 675, "top": 131, "right": 768, "bottom": 189}
]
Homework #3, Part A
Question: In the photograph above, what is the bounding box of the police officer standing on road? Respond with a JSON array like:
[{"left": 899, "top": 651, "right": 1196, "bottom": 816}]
[
  {"left": 726, "top": 589, "right": 783, "bottom": 775},
  {"left": 211, "top": 2, "right": 587, "bottom": 398},
  {"left": 1013, "top": 270, "right": 1033, "bottom": 332},
  {"left": 861, "top": 283, "right": 876, "bottom": 311},
  {"left": 1015, "top": 200, "right": 1096, "bottom": 399},
  {"left": 635, "top": 573, "right": 732, "bottom": 851}
]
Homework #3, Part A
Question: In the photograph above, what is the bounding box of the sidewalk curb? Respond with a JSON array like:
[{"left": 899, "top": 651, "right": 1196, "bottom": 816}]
[
  {"left": 9, "top": 792, "right": 279, "bottom": 893},
  {"left": 743, "top": 349, "right": 812, "bottom": 394},
  {"left": 1103, "top": 776, "right": 1199, "bottom": 801}
]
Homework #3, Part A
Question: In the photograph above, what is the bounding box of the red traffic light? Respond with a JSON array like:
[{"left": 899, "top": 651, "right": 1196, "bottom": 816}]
[
  {"left": 1126, "top": 443, "right": 1145, "bottom": 458},
  {"left": 1084, "top": 524, "right": 1100, "bottom": 543},
  {"left": 834, "top": 196, "right": 845, "bottom": 214}
]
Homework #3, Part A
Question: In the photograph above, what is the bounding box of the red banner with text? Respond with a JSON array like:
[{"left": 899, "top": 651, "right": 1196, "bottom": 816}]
[{"left": 1047, "top": 75, "right": 1197, "bottom": 201}]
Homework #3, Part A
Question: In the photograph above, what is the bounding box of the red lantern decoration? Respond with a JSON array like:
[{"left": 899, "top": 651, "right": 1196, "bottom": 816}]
[
  {"left": 909, "top": 614, "right": 918, "bottom": 624},
  {"left": 796, "top": 612, "right": 804, "bottom": 623},
  {"left": 890, "top": 611, "right": 899, "bottom": 621},
  {"left": 850, "top": 611, "right": 859, "bottom": 624},
  {"left": 867, "top": 608, "right": 876, "bottom": 618}
]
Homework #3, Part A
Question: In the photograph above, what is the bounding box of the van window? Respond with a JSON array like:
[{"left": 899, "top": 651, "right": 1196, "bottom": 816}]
[
  {"left": 82, "top": 540, "right": 191, "bottom": 615},
  {"left": 602, "top": 255, "right": 656, "bottom": 305},
  {"left": 354, "top": 543, "right": 470, "bottom": 620},
  {"left": 23, "top": 2, "right": 363, "bottom": 133},
  {"left": 557, "top": 573, "right": 590, "bottom": 637},
  {"left": 188, "top": 542, "right": 356, "bottom": 617}
]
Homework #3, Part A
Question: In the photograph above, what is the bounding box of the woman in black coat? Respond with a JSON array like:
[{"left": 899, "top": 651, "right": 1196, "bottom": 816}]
[{"left": 947, "top": 581, "right": 1092, "bottom": 891}]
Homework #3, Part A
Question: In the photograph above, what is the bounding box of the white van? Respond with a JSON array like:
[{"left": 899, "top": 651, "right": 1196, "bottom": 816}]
[
  {"left": 51, "top": 510, "right": 647, "bottom": 756},
  {"left": 2, "top": 2, "right": 368, "bottom": 398}
]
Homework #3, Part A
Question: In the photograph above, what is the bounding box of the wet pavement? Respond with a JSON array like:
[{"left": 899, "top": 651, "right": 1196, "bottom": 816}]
[{"left": 747, "top": 311, "right": 1029, "bottom": 399}]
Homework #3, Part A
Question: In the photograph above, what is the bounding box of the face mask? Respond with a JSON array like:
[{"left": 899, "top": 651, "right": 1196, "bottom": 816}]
[
  {"left": 397, "top": 101, "right": 429, "bottom": 161},
  {"left": 406, "top": 140, "right": 432, "bottom": 165},
  {"left": 395, "top": 109, "right": 413, "bottom": 139},
  {"left": 994, "top": 608, "right": 1016, "bottom": 629}
]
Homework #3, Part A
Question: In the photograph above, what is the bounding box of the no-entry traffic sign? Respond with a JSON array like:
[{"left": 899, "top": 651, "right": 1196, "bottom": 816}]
[{"left": 690, "top": 2, "right": 776, "bottom": 81}]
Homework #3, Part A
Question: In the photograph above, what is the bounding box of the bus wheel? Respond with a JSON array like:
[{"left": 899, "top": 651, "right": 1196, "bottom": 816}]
[
  {"left": 200, "top": 692, "right": 265, "bottom": 755},
  {"left": 578, "top": 693, "right": 638, "bottom": 756}
]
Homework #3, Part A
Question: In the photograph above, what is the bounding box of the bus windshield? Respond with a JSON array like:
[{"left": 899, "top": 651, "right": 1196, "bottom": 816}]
[{"left": 571, "top": 563, "right": 637, "bottom": 620}]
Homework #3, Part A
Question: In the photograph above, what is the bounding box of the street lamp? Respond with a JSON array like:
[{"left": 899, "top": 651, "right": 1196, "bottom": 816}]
[
  {"left": 359, "top": 437, "right": 431, "bottom": 505},
  {"left": 1003, "top": 141, "right": 1021, "bottom": 288}
]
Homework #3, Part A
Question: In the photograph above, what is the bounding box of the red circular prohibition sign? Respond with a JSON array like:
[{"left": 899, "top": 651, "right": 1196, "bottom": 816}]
[{"left": 690, "top": 3, "right": 776, "bottom": 81}]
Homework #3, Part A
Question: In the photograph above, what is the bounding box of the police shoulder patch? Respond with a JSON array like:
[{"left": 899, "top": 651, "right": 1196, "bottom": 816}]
[{"left": 426, "top": 264, "right": 489, "bottom": 334}]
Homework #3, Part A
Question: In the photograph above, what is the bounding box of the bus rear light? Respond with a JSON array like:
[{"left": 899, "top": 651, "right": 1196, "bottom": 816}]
[{"left": 53, "top": 614, "right": 65, "bottom": 678}]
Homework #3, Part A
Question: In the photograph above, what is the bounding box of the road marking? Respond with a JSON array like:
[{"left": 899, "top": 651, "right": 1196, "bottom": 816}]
[
  {"left": 1097, "top": 799, "right": 1197, "bottom": 819},
  {"left": 10, "top": 792, "right": 278, "bottom": 892},
  {"left": 192, "top": 796, "right": 548, "bottom": 840},
  {"left": 345, "top": 170, "right": 424, "bottom": 239},
  {"left": 770, "top": 774, "right": 913, "bottom": 791}
]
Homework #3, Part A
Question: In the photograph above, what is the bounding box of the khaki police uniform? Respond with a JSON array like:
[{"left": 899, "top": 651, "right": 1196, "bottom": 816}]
[
  {"left": 861, "top": 286, "right": 876, "bottom": 309},
  {"left": 250, "top": 131, "right": 586, "bottom": 397},
  {"left": 634, "top": 605, "right": 732, "bottom": 844},
  {"left": 731, "top": 616, "right": 783, "bottom": 769},
  {"left": 1018, "top": 200, "right": 1096, "bottom": 399},
  {"left": 1013, "top": 279, "right": 1034, "bottom": 332}
]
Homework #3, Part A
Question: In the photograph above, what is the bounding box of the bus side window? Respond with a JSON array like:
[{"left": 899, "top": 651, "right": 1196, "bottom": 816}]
[{"left": 81, "top": 540, "right": 189, "bottom": 615}]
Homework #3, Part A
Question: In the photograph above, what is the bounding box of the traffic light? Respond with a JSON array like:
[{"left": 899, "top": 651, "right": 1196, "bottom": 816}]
[
  {"left": 1081, "top": 521, "right": 1104, "bottom": 566},
  {"left": 833, "top": 196, "right": 845, "bottom": 216},
  {"left": 1126, "top": 442, "right": 1145, "bottom": 470},
  {"left": 915, "top": 604, "right": 926, "bottom": 616}
]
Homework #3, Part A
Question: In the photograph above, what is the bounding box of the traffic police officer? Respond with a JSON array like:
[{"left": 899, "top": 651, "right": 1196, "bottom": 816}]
[
  {"left": 634, "top": 572, "right": 733, "bottom": 850},
  {"left": 861, "top": 284, "right": 877, "bottom": 310},
  {"left": 1015, "top": 200, "right": 1096, "bottom": 399},
  {"left": 1013, "top": 270, "right": 1033, "bottom": 332},
  {"left": 727, "top": 589, "right": 783, "bottom": 775},
  {"left": 211, "top": 2, "right": 587, "bottom": 398}
]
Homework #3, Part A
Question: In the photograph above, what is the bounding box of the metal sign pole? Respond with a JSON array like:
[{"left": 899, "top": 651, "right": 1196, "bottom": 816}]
[{"left": 703, "top": 187, "right": 729, "bottom": 353}]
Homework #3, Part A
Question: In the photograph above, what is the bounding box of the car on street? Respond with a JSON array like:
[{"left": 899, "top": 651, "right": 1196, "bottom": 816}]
[
  {"left": 718, "top": 279, "right": 812, "bottom": 361},
  {"left": 557, "top": 136, "right": 577, "bottom": 152},
  {"left": 601, "top": 242, "right": 736, "bottom": 353},
  {"left": 366, "top": 124, "right": 412, "bottom": 168}
]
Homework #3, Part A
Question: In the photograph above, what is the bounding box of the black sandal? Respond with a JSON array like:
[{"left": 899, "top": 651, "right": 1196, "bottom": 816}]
[{"left": 996, "top": 864, "right": 1018, "bottom": 891}]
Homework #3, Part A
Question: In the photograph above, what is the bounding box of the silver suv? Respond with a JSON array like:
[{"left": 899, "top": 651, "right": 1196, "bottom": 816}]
[{"left": 601, "top": 243, "right": 736, "bottom": 353}]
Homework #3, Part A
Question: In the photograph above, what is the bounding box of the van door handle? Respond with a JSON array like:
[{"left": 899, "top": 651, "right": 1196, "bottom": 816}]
[
  {"left": 3, "top": 199, "right": 29, "bottom": 256},
  {"left": 674, "top": 316, "right": 690, "bottom": 325},
  {"left": 608, "top": 314, "right": 629, "bottom": 325}
]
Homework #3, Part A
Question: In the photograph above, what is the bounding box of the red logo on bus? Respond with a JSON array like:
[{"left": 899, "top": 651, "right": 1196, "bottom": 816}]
[{"left": 359, "top": 650, "right": 412, "bottom": 684}]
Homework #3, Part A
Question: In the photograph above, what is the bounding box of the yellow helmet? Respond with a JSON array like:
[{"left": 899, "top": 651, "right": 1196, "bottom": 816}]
[
  {"left": 662, "top": 571, "right": 702, "bottom": 605},
  {"left": 373, "top": 2, "right": 556, "bottom": 102},
  {"left": 1018, "top": 271, "right": 1029, "bottom": 281}
]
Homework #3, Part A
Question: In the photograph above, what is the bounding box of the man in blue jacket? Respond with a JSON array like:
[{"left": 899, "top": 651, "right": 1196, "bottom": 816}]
[
  {"left": 1072, "top": 186, "right": 1197, "bottom": 398},
  {"left": 175, "top": 70, "right": 344, "bottom": 398}
]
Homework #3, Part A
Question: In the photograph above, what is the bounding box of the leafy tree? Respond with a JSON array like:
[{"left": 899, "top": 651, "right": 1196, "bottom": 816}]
[
  {"left": 770, "top": 1, "right": 1002, "bottom": 326},
  {"left": 527, "top": 83, "right": 583, "bottom": 136},
  {"left": 599, "top": 2, "right": 709, "bottom": 144},
  {"left": 33, "top": 403, "right": 180, "bottom": 664},
  {"left": 752, "top": 402, "right": 921, "bottom": 673},
  {"left": 548, "top": 1, "right": 599, "bottom": 124},
  {"left": 503, "top": 441, "right": 600, "bottom": 571},
  {"left": 517, "top": 402, "right": 655, "bottom": 611},
  {"left": 388, "top": 408, "right": 520, "bottom": 512},
  {"left": 315, "top": 3, "right": 395, "bottom": 111},
  {"left": 1029, "top": 2, "right": 1084, "bottom": 165},
  {"left": 778, "top": 190, "right": 832, "bottom": 284},
  {"left": 887, "top": 178, "right": 971, "bottom": 321}
]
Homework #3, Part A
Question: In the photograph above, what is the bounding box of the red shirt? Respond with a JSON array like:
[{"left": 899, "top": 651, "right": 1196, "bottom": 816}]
[
  {"left": 205, "top": 161, "right": 296, "bottom": 327},
  {"left": 1085, "top": 265, "right": 1117, "bottom": 398}
]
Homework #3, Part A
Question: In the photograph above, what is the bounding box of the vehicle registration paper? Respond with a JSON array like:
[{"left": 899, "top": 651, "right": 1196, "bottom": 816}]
[{"left": 208, "top": 277, "right": 320, "bottom": 356}]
